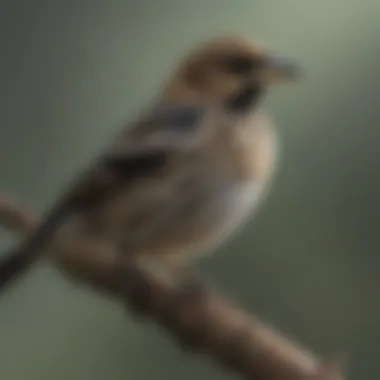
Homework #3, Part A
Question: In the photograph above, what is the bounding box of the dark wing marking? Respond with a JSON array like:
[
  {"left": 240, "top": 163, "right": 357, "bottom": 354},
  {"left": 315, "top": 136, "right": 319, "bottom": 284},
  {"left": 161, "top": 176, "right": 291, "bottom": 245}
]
[
  {"left": 69, "top": 104, "right": 205, "bottom": 209},
  {"left": 65, "top": 150, "right": 168, "bottom": 210}
]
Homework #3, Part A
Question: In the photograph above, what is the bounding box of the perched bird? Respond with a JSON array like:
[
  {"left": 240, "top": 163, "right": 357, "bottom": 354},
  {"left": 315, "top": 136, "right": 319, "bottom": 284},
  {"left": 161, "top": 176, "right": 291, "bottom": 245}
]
[{"left": 0, "top": 34, "right": 299, "bottom": 292}]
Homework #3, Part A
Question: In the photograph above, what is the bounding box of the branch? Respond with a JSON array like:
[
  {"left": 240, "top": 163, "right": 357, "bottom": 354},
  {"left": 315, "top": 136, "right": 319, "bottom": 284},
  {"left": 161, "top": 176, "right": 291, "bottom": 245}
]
[{"left": 0, "top": 195, "right": 345, "bottom": 380}]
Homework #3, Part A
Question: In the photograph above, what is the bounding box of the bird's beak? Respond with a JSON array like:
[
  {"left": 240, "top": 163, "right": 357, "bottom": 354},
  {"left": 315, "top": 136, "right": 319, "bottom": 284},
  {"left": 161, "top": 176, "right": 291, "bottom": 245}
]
[{"left": 258, "top": 55, "right": 300, "bottom": 85}]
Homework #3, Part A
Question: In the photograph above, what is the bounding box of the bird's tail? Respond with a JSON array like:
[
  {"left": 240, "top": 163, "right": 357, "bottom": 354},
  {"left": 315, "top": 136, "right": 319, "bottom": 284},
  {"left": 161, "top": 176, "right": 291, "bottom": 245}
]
[
  {"left": 0, "top": 251, "right": 35, "bottom": 289},
  {"left": 0, "top": 196, "right": 40, "bottom": 292}
]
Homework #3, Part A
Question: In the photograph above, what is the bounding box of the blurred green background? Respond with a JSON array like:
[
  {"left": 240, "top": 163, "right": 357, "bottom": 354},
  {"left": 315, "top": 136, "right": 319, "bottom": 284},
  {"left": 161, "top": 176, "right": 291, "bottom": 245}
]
[{"left": 0, "top": 1, "right": 379, "bottom": 379}]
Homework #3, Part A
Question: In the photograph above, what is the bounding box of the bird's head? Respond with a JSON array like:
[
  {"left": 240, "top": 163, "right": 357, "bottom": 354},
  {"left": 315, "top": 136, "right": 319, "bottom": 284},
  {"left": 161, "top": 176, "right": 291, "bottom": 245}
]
[{"left": 164, "top": 34, "right": 300, "bottom": 112}]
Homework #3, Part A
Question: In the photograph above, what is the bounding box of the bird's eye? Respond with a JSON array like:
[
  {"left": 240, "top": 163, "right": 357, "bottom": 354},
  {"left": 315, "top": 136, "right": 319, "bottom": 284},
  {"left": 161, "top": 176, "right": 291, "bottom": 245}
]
[{"left": 220, "top": 55, "right": 257, "bottom": 75}]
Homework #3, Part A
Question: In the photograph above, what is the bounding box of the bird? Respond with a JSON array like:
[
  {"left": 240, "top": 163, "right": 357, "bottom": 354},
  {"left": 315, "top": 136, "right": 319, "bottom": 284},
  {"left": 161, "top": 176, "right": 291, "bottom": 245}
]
[{"left": 0, "top": 34, "right": 299, "bottom": 293}]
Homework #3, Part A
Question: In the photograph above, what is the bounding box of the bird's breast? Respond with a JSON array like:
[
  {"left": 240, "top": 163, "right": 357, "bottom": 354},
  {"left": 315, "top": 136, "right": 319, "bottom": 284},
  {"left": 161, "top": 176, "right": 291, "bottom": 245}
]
[{"left": 80, "top": 112, "right": 277, "bottom": 257}]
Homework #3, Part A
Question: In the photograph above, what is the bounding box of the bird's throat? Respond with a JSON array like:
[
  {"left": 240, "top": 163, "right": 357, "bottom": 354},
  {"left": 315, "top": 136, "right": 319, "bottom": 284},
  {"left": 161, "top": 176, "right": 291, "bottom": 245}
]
[{"left": 226, "top": 84, "right": 264, "bottom": 113}]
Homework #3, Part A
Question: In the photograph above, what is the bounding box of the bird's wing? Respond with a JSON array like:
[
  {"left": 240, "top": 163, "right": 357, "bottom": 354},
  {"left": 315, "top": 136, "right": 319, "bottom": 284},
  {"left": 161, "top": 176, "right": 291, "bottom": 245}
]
[{"left": 66, "top": 104, "right": 208, "bottom": 209}]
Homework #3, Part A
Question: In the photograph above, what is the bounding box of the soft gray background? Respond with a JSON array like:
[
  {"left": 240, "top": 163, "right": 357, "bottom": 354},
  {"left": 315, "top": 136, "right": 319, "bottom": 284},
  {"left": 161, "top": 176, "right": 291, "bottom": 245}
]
[{"left": 0, "top": 1, "right": 379, "bottom": 379}]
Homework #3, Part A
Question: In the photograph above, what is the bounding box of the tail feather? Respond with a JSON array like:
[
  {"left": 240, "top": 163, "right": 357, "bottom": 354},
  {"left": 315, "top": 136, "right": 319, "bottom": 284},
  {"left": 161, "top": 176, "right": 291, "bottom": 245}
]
[
  {"left": 0, "top": 251, "right": 34, "bottom": 289},
  {"left": 0, "top": 199, "right": 68, "bottom": 293}
]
